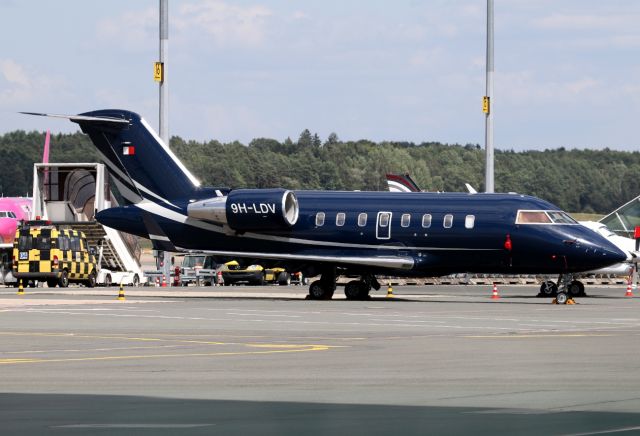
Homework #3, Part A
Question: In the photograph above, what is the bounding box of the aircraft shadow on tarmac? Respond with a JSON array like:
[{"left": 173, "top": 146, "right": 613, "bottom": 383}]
[{"left": 2, "top": 393, "right": 640, "bottom": 436}]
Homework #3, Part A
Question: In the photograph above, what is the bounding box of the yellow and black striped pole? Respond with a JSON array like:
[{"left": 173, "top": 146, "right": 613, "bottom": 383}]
[
  {"left": 117, "top": 282, "right": 125, "bottom": 301},
  {"left": 17, "top": 279, "right": 24, "bottom": 295}
]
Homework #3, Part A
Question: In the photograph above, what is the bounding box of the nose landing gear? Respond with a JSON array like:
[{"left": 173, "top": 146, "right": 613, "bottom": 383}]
[{"left": 538, "top": 275, "right": 586, "bottom": 302}]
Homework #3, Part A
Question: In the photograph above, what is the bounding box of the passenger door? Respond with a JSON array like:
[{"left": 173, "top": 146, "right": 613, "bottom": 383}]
[{"left": 376, "top": 211, "right": 392, "bottom": 240}]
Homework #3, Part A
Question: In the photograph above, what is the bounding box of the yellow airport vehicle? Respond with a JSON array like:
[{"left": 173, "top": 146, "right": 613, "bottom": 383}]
[
  {"left": 12, "top": 219, "right": 97, "bottom": 288},
  {"left": 222, "top": 261, "right": 291, "bottom": 286}
]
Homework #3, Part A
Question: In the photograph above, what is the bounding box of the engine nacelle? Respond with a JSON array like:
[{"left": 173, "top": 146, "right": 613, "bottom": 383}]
[{"left": 187, "top": 188, "right": 299, "bottom": 231}]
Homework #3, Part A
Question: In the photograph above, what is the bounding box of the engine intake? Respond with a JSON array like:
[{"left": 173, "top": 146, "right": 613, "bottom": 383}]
[{"left": 187, "top": 188, "right": 299, "bottom": 231}]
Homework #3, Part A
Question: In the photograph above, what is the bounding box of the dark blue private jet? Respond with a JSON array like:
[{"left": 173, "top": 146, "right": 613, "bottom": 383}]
[{"left": 24, "top": 110, "right": 627, "bottom": 302}]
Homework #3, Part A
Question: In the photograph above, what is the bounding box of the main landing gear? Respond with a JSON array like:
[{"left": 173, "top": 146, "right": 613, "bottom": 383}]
[
  {"left": 542, "top": 274, "right": 579, "bottom": 304},
  {"left": 307, "top": 270, "right": 380, "bottom": 301}
]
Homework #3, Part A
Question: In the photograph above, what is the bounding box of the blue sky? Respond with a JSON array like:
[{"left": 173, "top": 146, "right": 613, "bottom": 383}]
[{"left": 1, "top": 0, "right": 640, "bottom": 150}]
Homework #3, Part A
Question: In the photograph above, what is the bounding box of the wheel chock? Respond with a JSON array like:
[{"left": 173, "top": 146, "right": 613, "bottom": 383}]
[
  {"left": 551, "top": 298, "right": 557, "bottom": 304},
  {"left": 566, "top": 298, "right": 576, "bottom": 305}
]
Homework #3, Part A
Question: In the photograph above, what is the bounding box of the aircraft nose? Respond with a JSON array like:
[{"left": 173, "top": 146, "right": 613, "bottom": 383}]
[
  {"left": 604, "top": 244, "right": 628, "bottom": 264},
  {"left": 577, "top": 232, "right": 628, "bottom": 269}
]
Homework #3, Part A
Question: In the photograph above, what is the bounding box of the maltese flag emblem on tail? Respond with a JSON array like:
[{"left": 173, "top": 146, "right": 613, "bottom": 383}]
[{"left": 122, "top": 145, "right": 135, "bottom": 155}]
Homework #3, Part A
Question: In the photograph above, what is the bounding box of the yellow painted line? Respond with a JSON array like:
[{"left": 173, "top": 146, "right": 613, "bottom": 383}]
[
  {"left": 0, "top": 331, "right": 341, "bottom": 365},
  {"left": 5, "top": 345, "right": 185, "bottom": 354},
  {"left": 0, "top": 331, "right": 350, "bottom": 348},
  {"left": 0, "top": 344, "right": 332, "bottom": 365},
  {"left": 466, "top": 334, "right": 615, "bottom": 339}
]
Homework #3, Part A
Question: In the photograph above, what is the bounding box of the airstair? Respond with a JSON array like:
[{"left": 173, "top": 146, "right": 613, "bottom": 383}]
[{"left": 31, "top": 163, "right": 144, "bottom": 282}]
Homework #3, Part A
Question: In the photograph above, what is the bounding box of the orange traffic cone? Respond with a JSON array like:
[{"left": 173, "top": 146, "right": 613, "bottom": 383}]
[
  {"left": 162, "top": 274, "right": 167, "bottom": 287},
  {"left": 625, "top": 282, "right": 634, "bottom": 297},
  {"left": 155, "top": 276, "right": 160, "bottom": 287},
  {"left": 490, "top": 283, "right": 500, "bottom": 299},
  {"left": 217, "top": 270, "right": 223, "bottom": 286}
]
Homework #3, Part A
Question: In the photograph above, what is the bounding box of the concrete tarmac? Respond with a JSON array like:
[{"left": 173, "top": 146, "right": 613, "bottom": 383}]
[{"left": 1, "top": 284, "right": 640, "bottom": 435}]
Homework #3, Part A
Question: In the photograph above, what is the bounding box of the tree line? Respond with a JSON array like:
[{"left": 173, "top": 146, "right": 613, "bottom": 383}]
[{"left": 1, "top": 129, "right": 639, "bottom": 214}]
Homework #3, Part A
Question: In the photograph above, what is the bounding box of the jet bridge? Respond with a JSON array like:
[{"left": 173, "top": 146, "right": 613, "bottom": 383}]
[{"left": 31, "top": 163, "right": 144, "bottom": 284}]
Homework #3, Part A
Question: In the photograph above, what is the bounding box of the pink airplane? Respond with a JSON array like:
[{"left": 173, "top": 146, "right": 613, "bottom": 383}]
[
  {"left": 0, "top": 197, "right": 32, "bottom": 245},
  {"left": 0, "top": 131, "right": 49, "bottom": 246}
]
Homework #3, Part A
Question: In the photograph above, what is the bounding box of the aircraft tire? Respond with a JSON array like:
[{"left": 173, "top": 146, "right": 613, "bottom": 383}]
[
  {"left": 556, "top": 292, "right": 568, "bottom": 304},
  {"left": 46, "top": 278, "right": 57, "bottom": 288},
  {"left": 344, "top": 281, "right": 361, "bottom": 300},
  {"left": 568, "top": 280, "right": 584, "bottom": 296},
  {"left": 308, "top": 280, "right": 333, "bottom": 300},
  {"left": 345, "top": 281, "right": 369, "bottom": 300},
  {"left": 539, "top": 281, "right": 558, "bottom": 297}
]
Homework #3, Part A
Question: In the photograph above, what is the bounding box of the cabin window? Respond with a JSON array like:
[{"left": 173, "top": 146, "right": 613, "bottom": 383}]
[
  {"left": 443, "top": 214, "right": 453, "bottom": 228},
  {"left": 336, "top": 212, "right": 346, "bottom": 227},
  {"left": 70, "top": 236, "right": 80, "bottom": 251},
  {"left": 315, "top": 212, "right": 325, "bottom": 227},
  {"left": 379, "top": 213, "right": 390, "bottom": 227},
  {"left": 357, "top": 213, "right": 367, "bottom": 227},
  {"left": 465, "top": 215, "right": 475, "bottom": 229},
  {"left": 421, "top": 214, "right": 432, "bottom": 228},
  {"left": 401, "top": 214, "right": 411, "bottom": 227}
]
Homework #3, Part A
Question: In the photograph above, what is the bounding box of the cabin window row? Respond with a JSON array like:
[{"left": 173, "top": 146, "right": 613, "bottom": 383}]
[{"left": 315, "top": 212, "right": 475, "bottom": 229}]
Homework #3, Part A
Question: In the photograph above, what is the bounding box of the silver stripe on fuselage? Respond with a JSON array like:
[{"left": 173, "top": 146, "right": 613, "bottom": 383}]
[{"left": 176, "top": 247, "right": 415, "bottom": 270}]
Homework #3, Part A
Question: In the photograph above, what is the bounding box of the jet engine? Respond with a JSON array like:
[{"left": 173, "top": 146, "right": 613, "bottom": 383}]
[{"left": 187, "top": 188, "right": 299, "bottom": 231}]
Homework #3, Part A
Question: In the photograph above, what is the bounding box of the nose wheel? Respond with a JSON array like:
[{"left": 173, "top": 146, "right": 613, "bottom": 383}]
[{"left": 552, "top": 274, "right": 577, "bottom": 305}]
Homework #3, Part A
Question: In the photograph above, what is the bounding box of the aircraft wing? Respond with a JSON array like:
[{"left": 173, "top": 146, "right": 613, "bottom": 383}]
[{"left": 180, "top": 248, "right": 415, "bottom": 270}]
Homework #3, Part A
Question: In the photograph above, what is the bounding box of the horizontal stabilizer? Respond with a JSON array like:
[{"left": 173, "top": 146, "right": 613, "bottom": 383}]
[{"left": 20, "top": 112, "right": 130, "bottom": 125}]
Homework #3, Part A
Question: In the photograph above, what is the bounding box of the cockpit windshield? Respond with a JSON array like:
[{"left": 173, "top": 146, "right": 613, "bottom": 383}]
[{"left": 516, "top": 210, "right": 578, "bottom": 225}]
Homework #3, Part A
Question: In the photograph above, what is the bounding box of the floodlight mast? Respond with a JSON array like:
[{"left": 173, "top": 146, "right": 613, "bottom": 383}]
[
  {"left": 158, "top": 0, "right": 171, "bottom": 278},
  {"left": 484, "top": 0, "right": 494, "bottom": 193}
]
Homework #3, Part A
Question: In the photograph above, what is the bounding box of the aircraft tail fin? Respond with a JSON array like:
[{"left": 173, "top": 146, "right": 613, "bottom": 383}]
[
  {"left": 22, "top": 110, "right": 201, "bottom": 207},
  {"left": 385, "top": 173, "right": 421, "bottom": 192}
]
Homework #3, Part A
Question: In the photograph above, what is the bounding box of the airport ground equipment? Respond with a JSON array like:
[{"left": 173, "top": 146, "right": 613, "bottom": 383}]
[
  {"left": 31, "top": 163, "right": 144, "bottom": 286},
  {"left": 13, "top": 219, "right": 97, "bottom": 288},
  {"left": 180, "top": 254, "right": 217, "bottom": 286},
  {"left": 221, "top": 261, "right": 290, "bottom": 286}
]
